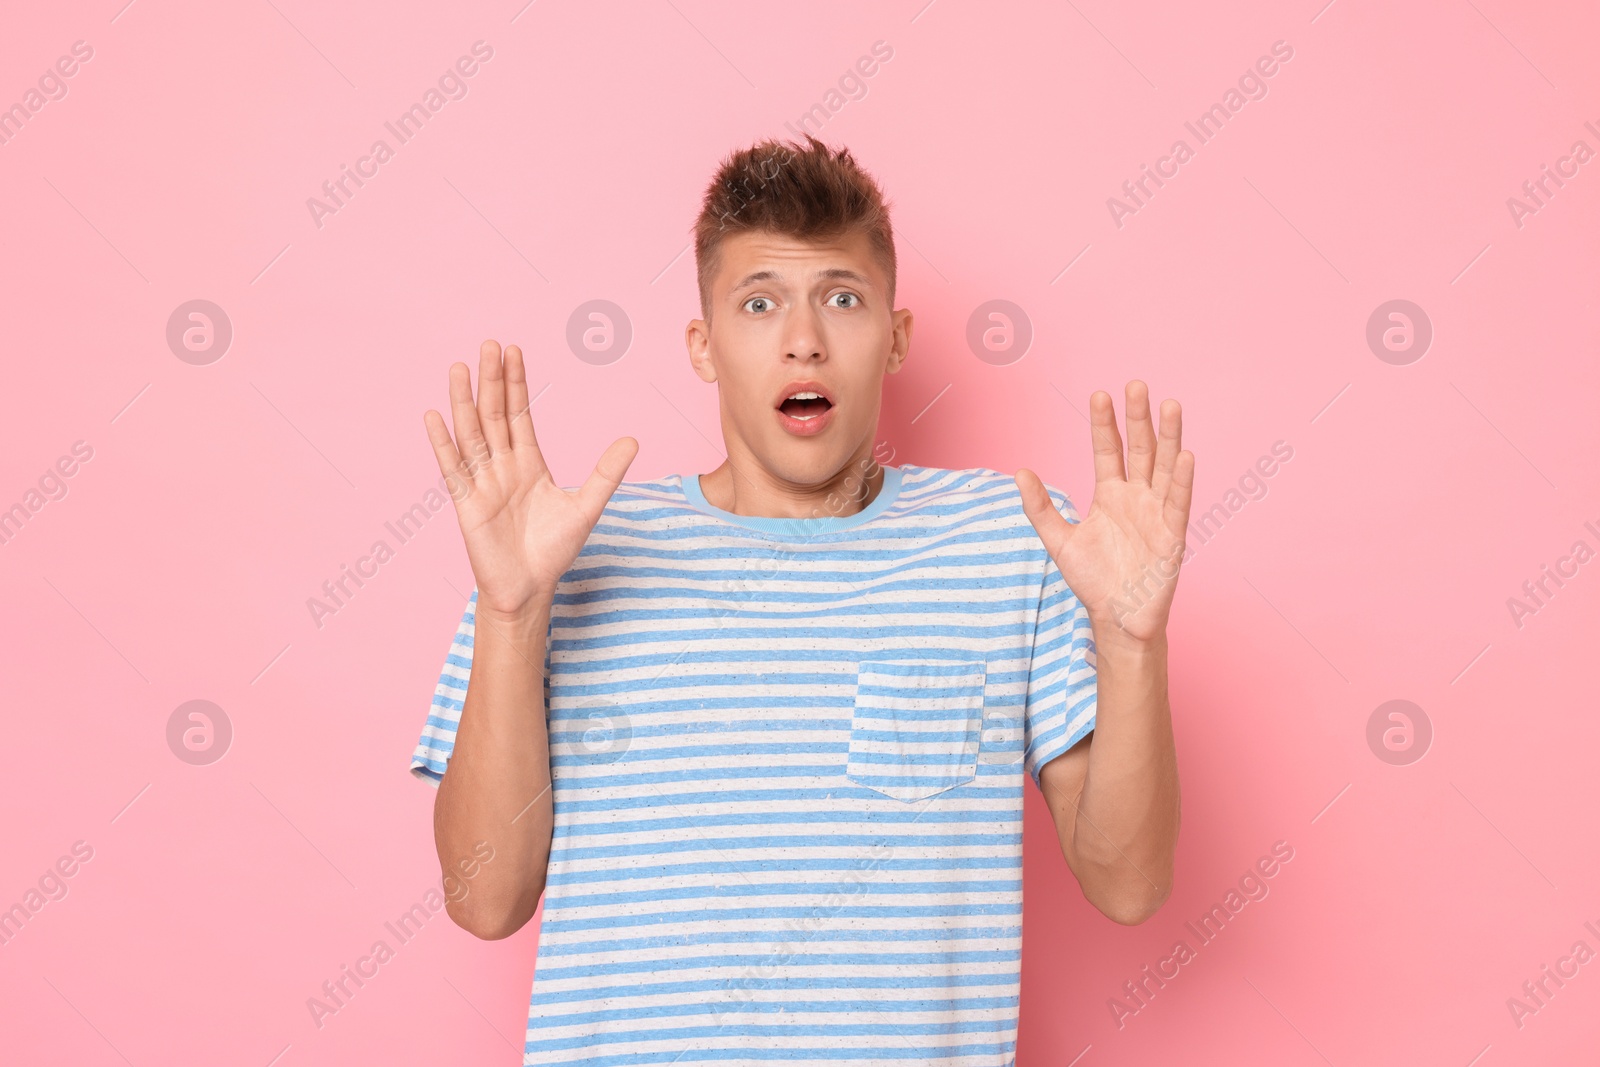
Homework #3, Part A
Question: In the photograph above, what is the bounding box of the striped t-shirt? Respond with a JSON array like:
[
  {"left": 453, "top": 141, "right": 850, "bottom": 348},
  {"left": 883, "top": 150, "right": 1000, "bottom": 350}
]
[{"left": 410, "top": 463, "right": 1099, "bottom": 1065}]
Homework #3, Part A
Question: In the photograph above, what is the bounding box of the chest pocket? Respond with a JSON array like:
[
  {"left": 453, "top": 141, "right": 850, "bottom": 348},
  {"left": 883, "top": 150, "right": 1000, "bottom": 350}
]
[{"left": 846, "top": 659, "right": 987, "bottom": 802}]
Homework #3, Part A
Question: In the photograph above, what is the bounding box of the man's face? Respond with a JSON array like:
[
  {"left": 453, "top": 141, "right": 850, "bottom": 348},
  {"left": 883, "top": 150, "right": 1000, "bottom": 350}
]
[{"left": 685, "top": 228, "right": 912, "bottom": 489}]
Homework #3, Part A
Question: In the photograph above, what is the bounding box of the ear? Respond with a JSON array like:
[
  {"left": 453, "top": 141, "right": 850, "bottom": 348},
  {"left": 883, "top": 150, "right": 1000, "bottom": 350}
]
[
  {"left": 886, "top": 307, "right": 914, "bottom": 375},
  {"left": 685, "top": 317, "right": 718, "bottom": 384}
]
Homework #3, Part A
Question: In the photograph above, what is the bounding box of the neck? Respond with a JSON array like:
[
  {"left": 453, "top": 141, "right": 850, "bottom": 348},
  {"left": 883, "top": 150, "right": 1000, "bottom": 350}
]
[{"left": 698, "top": 443, "right": 886, "bottom": 520}]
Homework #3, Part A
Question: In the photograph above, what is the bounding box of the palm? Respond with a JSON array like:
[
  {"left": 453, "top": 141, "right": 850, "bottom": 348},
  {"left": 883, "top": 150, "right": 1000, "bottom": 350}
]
[
  {"left": 1017, "top": 382, "right": 1194, "bottom": 646},
  {"left": 452, "top": 450, "right": 609, "bottom": 612},
  {"left": 424, "top": 339, "right": 637, "bottom": 619}
]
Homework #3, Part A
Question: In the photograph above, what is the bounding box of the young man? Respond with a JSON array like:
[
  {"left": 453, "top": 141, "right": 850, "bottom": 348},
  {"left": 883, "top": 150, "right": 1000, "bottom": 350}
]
[{"left": 411, "top": 134, "right": 1190, "bottom": 1064}]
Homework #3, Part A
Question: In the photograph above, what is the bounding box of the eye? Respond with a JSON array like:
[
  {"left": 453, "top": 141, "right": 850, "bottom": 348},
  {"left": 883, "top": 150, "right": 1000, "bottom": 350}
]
[
  {"left": 827, "top": 292, "right": 860, "bottom": 309},
  {"left": 742, "top": 296, "right": 773, "bottom": 314}
]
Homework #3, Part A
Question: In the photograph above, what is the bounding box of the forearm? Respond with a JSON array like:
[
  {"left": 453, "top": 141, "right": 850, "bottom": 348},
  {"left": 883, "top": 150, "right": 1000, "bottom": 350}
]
[
  {"left": 1069, "top": 630, "right": 1180, "bottom": 923},
  {"left": 433, "top": 595, "right": 555, "bottom": 939}
]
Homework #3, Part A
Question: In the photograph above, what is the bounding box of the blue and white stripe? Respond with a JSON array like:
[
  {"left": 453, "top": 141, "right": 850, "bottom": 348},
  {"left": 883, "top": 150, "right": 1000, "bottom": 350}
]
[{"left": 411, "top": 464, "right": 1098, "bottom": 1065}]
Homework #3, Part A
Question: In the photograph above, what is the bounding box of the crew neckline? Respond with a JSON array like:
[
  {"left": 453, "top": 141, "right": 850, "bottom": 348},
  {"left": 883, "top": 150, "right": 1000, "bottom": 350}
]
[{"left": 679, "top": 465, "right": 904, "bottom": 535}]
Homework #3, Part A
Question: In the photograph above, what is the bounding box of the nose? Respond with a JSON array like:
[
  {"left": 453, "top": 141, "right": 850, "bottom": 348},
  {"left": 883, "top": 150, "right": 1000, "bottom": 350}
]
[{"left": 782, "top": 303, "right": 825, "bottom": 363}]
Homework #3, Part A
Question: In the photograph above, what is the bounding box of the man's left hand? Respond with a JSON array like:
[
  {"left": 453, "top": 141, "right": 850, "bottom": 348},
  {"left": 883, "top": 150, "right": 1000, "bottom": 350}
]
[{"left": 1016, "top": 380, "right": 1195, "bottom": 648}]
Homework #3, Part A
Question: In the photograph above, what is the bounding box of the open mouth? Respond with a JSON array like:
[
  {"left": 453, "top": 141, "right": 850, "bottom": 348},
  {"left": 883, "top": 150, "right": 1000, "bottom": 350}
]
[{"left": 778, "top": 391, "right": 834, "bottom": 422}]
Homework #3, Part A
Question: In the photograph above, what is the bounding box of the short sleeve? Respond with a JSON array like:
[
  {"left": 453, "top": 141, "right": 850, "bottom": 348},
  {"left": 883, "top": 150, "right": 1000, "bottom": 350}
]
[
  {"left": 1022, "top": 488, "right": 1099, "bottom": 788},
  {"left": 409, "top": 588, "right": 480, "bottom": 788}
]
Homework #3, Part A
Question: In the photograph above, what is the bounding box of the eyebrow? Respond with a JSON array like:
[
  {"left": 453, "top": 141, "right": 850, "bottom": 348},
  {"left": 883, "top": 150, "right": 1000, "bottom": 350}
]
[{"left": 728, "top": 267, "right": 873, "bottom": 295}]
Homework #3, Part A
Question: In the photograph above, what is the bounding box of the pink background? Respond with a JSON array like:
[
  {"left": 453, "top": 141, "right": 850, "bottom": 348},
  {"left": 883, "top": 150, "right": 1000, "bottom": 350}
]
[{"left": 2, "top": 0, "right": 1597, "bottom": 1063}]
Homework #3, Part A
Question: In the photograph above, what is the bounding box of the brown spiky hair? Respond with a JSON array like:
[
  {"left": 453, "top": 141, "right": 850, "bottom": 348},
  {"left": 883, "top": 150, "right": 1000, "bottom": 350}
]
[{"left": 693, "top": 133, "right": 896, "bottom": 324}]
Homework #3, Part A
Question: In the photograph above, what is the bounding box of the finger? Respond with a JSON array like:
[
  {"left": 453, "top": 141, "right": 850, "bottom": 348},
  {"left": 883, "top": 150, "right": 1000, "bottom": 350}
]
[
  {"left": 422, "top": 409, "right": 472, "bottom": 500},
  {"left": 502, "top": 345, "right": 551, "bottom": 481},
  {"left": 1089, "top": 390, "right": 1126, "bottom": 484},
  {"left": 1150, "top": 398, "right": 1183, "bottom": 498},
  {"left": 576, "top": 436, "right": 640, "bottom": 519},
  {"left": 1162, "top": 450, "right": 1196, "bottom": 540},
  {"left": 1124, "top": 380, "right": 1157, "bottom": 486},
  {"left": 477, "top": 339, "right": 510, "bottom": 456},
  {"left": 448, "top": 361, "right": 490, "bottom": 476},
  {"left": 503, "top": 344, "right": 537, "bottom": 451},
  {"left": 1014, "top": 468, "right": 1075, "bottom": 560}
]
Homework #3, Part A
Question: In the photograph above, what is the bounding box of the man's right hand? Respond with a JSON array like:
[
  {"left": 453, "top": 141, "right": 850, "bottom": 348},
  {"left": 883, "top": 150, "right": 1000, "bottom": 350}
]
[{"left": 423, "top": 339, "right": 638, "bottom": 620}]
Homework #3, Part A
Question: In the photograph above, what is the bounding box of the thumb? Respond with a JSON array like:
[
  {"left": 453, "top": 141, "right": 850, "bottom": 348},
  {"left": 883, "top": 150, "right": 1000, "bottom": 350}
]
[
  {"left": 1015, "top": 468, "right": 1075, "bottom": 560},
  {"left": 577, "top": 436, "right": 639, "bottom": 519}
]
